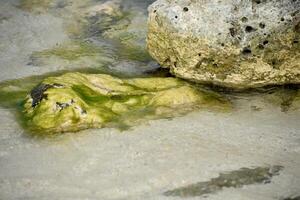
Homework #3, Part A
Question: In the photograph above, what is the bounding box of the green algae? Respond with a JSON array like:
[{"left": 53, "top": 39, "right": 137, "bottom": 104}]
[
  {"left": 83, "top": 10, "right": 130, "bottom": 38},
  {"left": 21, "top": 72, "right": 231, "bottom": 135},
  {"left": 31, "top": 41, "right": 104, "bottom": 61},
  {"left": 72, "top": 84, "right": 110, "bottom": 104},
  {"left": 19, "top": 0, "right": 53, "bottom": 13},
  {"left": 164, "top": 166, "right": 283, "bottom": 197},
  {"left": 0, "top": 68, "right": 110, "bottom": 109},
  {"left": 117, "top": 44, "right": 153, "bottom": 63},
  {"left": 0, "top": 66, "right": 175, "bottom": 110},
  {"left": 0, "top": 77, "right": 42, "bottom": 108},
  {"left": 28, "top": 41, "right": 118, "bottom": 74}
]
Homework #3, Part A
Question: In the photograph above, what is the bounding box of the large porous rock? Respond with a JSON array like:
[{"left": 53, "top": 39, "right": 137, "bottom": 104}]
[
  {"left": 23, "top": 72, "right": 229, "bottom": 134},
  {"left": 147, "top": 0, "right": 300, "bottom": 89}
]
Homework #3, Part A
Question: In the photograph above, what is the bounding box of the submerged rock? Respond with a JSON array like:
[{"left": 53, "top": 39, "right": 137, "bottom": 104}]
[
  {"left": 27, "top": 0, "right": 152, "bottom": 70},
  {"left": 147, "top": 0, "right": 300, "bottom": 89},
  {"left": 23, "top": 72, "right": 229, "bottom": 134}
]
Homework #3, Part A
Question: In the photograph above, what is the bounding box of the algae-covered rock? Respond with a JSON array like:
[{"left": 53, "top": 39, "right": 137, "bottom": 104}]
[
  {"left": 23, "top": 72, "right": 229, "bottom": 134},
  {"left": 147, "top": 0, "right": 300, "bottom": 89}
]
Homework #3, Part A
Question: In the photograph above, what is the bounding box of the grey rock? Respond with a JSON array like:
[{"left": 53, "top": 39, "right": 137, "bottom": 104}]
[{"left": 147, "top": 0, "right": 300, "bottom": 89}]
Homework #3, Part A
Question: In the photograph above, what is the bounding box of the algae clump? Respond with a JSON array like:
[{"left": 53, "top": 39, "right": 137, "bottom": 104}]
[
  {"left": 19, "top": 0, "right": 53, "bottom": 13},
  {"left": 31, "top": 42, "right": 104, "bottom": 61},
  {"left": 23, "top": 72, "right": 229, "bottom": 134}
]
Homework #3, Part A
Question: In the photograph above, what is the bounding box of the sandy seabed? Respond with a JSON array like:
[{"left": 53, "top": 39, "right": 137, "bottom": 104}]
[{"left": 0, "top": 0, "right": 299, "bottom": 199}]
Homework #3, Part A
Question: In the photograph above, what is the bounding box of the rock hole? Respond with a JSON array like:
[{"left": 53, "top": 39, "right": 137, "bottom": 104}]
[
  {"left": 291, "top": 10, "right": 299, "bottom": 17},
  {"left": 221, "top": 43, "right": 225, "bottom": 47},
  {"left": 280, "top": 17, "right": 285, "bottom": 22},
  {"left": 242, "top": 47, "right": 252, "bottom": 56},
  {"left": 295, "top": 22, "right": 300, "bottom": 33},
  {"left": 245, "top": 26, "right": 255, "bottom": 33},
  {"left": 253, "top": 0, "right": 261, "bottom": 4},
  {"left": 163, "top": 58, "right": 170, "bottom": 65},
  {"left": 175, "top": 16, "right": 178, "bottom": 19},
  {"left": 271, "top": 59, "right": 278, "bottom": 66},
  {"left": 153, "top": 10, "right": 157, "bottom": 13},
  {"left": 263, "top": 40, "right": 269, "bottom": 45},
  {"left": 271, "top": 59, "right": 280, "bottom": 69},
  {"left": 183, "top": 7, "right": 189, "bottom": 12},
  {"left": 258, "top": 44, "right": 264, "bottom": 49},
  {"left": 56, "top": 102, "right": 70, "bottom": 111},
  {"left": 293, "top": 40, "right": 299, "bottom": 44},
  {"left": 198, "top": 53, "right": 202, "bottom": 56},
  {"left": 229, "top": 28, "right": 236, "bottom": 37},
  {"left": 259, "top": 22, "right": 266, "bottom": 29},
  {"left": 268, "top": 58, "right": 283, "bottom": 70},
  {"left": 241, "top": 17, "right": 248, "bottom": 23}
]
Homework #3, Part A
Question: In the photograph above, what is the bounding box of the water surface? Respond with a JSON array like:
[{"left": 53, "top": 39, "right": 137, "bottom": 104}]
[{"left": 0, "top": 0, "right": 299, "bottom": 200}]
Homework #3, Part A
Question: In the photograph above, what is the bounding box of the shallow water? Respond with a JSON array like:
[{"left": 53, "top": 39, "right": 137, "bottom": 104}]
[{"left": 0, "top": 0, "right": 299, "bottom": 200}]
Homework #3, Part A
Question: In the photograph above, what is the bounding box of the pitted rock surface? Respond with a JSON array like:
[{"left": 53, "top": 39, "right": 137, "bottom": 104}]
[{"left": 147, "top": 0, "right": 300, "bottom": 89}]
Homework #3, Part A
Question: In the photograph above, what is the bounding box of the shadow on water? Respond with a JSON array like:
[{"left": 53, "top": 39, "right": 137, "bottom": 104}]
[
  {"left": 283, "top": 197, "right": 300, "bottom": 200},
  {"left": 164, "top": 166, "right": 283, "bottom": 198},
  {"left": 197, "top": 83, "right": 300, "bottom": 113}
]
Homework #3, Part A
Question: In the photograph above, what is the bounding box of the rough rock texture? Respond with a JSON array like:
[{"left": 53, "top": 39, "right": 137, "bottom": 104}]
[
  {"left": 23, "top": 73, "right": 228, "bottom": 134},
  {"left": 147, "top": 0, "right": 300, "bottom": 89}
]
